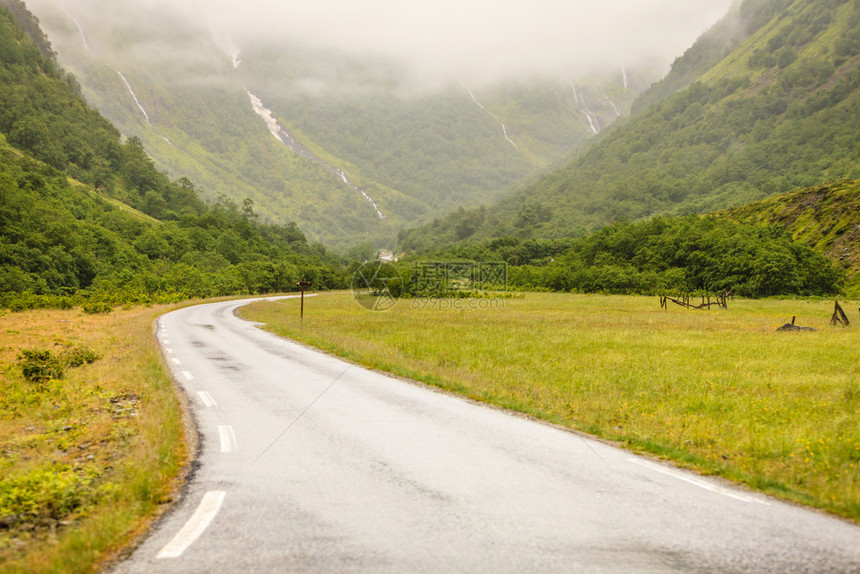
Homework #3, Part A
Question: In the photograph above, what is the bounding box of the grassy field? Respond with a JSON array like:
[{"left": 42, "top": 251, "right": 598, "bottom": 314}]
[
  {"left": 241, "top": 291, "right": 860, "bottom": 521},
  {"left": 0, "top": 305, "right": 187, "bottom": 573}
]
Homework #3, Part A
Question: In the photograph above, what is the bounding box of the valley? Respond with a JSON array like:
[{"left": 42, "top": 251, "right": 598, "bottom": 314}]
[
  {"left": 25, "top": 0, "right": 649, "bottom": 247},
  {"left": 1, "top": 0, "right": 860, "bottom": 571}
]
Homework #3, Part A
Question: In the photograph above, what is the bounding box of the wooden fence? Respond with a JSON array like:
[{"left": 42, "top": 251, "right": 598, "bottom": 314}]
[{"left": 659, "top": 289, "right": 734, "bottom": 311}]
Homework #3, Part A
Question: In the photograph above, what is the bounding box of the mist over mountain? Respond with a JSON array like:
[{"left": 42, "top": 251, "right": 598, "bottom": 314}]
[
  {"left": 3, "top": 0, "right": 854, "bottom": 304},
  {"left": 22, "top": 0, "right": 734, "bottom": 248},
  {"left": 42, "top": 0, "right": 734, "bottom": 90},
  {"left": 212, "top": 0, "right": 732, "bottom": 89},
  {"left": 400, "top": 0, "right": 860, "bottom": 250}
]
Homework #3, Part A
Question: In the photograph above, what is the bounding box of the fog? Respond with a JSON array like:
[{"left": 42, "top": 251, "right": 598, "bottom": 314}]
[
  {"left": 34, "top": 0, "right": 736, "bottom": 87},
  {"left": 206, "top": 0, "right": 735, "bottom": 84}
]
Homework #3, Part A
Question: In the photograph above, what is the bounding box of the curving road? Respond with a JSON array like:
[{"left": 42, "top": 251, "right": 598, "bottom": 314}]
[{"left": 111, "top": 297, "right": 860, "bottom": 573}]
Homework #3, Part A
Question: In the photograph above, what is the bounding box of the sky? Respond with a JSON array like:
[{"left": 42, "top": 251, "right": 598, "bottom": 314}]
[
  {"left": 199, "top": 0, "right": 737, "bottom": 84},
  {"left": 32, "top": 0, "right": 737, "bottom": 88}
]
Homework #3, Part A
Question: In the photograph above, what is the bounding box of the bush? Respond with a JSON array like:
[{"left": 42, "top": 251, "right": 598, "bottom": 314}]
[
  {"left": 82, "top": 302, "right": 112, "bottom": 314},
  {"left": 2, "top": 293, "right": 76, "bottom": 312},
  {"left": 60, "top": 345, "right": 100, "bottom": 368},
  {"left": 0, "top": 466, "right": 96, "bottom": 524},
  {"left": 19, "top": 349, "right": 64, "bottom": 383},
  {"left": 17, "top": 345, "right": 100, "bottom": 382}
]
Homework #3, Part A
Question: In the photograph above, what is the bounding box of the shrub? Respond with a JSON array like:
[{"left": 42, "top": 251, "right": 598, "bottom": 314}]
[
  {"left": 82, "top": 302, "right": 112, "bottom": 314},
  {"left": 17, "top": 345, "right": 99, "bottom": 382},
  {"left": 0, "top": 466, "right": 96, "bottom": 524},
  {"left": 19, "top": 349, "right": 65, "bottom": 383},
  {"left": 60, "top": 345, "right": 100, "bottom": 368}
]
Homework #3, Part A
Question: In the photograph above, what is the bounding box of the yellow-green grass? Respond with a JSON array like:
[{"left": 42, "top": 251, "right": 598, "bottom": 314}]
[
  {"left": 241, "top": 292, "right": 860, "bottom": 521},
  {"left": 0, "top": 305, "right": 188, "bottom": 573}
]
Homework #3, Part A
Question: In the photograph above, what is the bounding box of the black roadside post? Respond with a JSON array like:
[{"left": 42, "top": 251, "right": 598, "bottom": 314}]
[{"left": 296, "top": 281, "right": 312, "bottom": 321}]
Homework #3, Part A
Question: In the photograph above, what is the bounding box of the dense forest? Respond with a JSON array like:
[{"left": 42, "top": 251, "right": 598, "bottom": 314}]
[
  {"left": 0, "top": 1, "right": 344, "bottom": 310},
  {"left": 21, "top": 0, "right": 386, "bottom": 249},
  {"left": 399, "top": 0, "right": 860, "bottom": 250},
  {"left": 403, "top": 215, "right": 842, "bottom": 298}
]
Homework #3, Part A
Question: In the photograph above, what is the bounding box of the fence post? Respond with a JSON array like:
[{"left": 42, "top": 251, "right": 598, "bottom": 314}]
[{"left": 831, "top": 300, "right": 850, "bottom": 327}]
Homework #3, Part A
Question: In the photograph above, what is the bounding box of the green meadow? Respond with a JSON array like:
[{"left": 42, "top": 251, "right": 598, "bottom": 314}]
[{"left": 242, "top": 292, "right": 860, "bottom": 521}]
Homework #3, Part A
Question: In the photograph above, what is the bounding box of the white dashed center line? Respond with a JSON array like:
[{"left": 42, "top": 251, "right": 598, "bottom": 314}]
[
  {"left": 219, "top": 425, "right": 237, "bottom": 453},
  {"left": 156, "top": 491, "right": 226, "bottom": 559},
  {"left": 197, "top": 391, "right": 217, "bottom": 408}
]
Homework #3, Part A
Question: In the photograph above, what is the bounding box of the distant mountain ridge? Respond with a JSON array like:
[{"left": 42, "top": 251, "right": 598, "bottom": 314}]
[
  {"left": 399, "top": 0, "right": 860, "bottom": 250},
  {"left": 24, "top": 0, "right": 653, "bottom": 248}
]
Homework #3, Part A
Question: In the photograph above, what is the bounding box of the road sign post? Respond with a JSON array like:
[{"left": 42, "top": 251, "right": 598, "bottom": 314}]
[{"left": 296, "top": 281, "right": 312, "bottom": 320}]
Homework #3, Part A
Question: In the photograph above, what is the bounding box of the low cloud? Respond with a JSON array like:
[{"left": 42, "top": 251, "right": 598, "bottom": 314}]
[
  {"left": 202, "top": 0, "right": 735, "bottom": 83},
  {"left": 33, "top": 0, "right": 735, "bottom": 88}
]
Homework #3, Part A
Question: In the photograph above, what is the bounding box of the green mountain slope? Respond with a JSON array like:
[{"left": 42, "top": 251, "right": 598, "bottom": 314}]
[
  {"left": 401, "top": 0, "right": 860, "bottom": 249},
  {"left": 239, "top": 43, "right": 644, "bottom": 216},
  {"left": 722, "top": 178, "right": 860, "bottom": 292},
  {"left": 24, "top": 0, "right": 652, "bottom": 248},
  {"left": 0, "top": 0, "right": 343, "bottom": 308},
  {"left": 22, "top": 0, "right": 386, "bottom": 249}
]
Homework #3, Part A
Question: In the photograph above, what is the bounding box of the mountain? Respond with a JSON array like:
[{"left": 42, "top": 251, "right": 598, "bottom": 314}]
[
  {"left": 21, "top": 0, "right": 381, "bottom": 249},
  {"left": 399, "top": 0, "right": 860, "bottom": 249},
  {"left": 23, "top": 0, "right": 654, "bottom": 248},
  {"left": 0, "top": 0, "right": 344, "bottom": 308},
  {"left": 723, "top": 178, "right": 860, "bottom": 294}
]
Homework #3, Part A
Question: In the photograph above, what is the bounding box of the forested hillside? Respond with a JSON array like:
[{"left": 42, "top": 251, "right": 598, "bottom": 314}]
[
  {"left": 394, "top": 181, "right": 858, "bottom": 300},
  {"left": 399, "top": 0, "right": 860, "bottom": 249},
  {"left": 239, "top": 43, "right": 643, "bottom": 217},
  {"left": 724, "top": 178, "right": 860, "bottom": 292},
  {"left": 24, "top": 0, "right": 652, "bottom": 248},
  {"left": 405, "top": 214, "right": 842, "bottom": 298},
  {"left": 20, "top": 0, "right": 385, "bottom": 249},
  {"left": 0, "top": 1, "right": 344, "bottom": 309}
]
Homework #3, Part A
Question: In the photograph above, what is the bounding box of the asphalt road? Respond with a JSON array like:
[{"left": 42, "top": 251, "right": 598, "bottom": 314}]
[{"left": 111, "top": 297, "right": 860, "bottom": 573}]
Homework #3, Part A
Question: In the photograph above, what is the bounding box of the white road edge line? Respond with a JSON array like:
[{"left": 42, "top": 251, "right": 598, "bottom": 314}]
[
  {"left": 171, "top": 358, "right": 181, "bottom": 365},
  {"left": 156, "top": 491, "right": 226, "bottom": 559},
  {"left": 197, "top": 391, "right": 217, "bottom": 408},
  {"left": 219, "top": 425, "right": 237, "bottom": 453},
  {"left": 182, "top": 370, "right": 194, "bottom": 381},
  {"left": 629, "top": 458, "right": 768, "bottom": 505}
]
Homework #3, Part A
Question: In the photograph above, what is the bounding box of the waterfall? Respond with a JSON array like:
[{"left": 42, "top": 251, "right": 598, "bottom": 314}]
[
  {"left": 116, "top": 71, "right": 151, "bottom": 125},
  {"left": 461, "top": 82, "right": 520, "bottom": 152},
  {"left": 63, "top": 8, "right": 90, "bottom": 52},
  {"left": 247, "top": 91, "right": 384, "bottom": 219},
  {"left": 570, "top": 82, "right": 600, "bottom": 135},
  {"left": 602, "top": 89, "right": 623, "bottom": 117}
]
